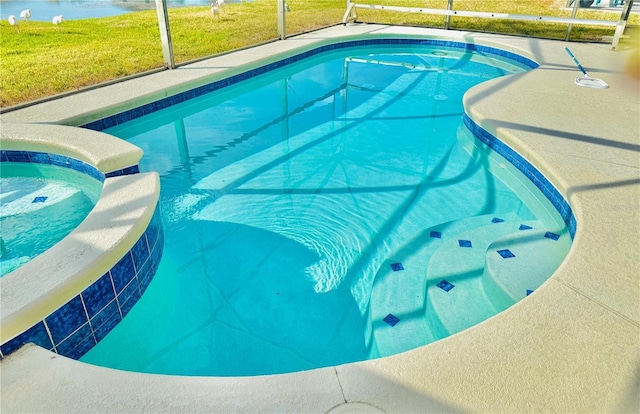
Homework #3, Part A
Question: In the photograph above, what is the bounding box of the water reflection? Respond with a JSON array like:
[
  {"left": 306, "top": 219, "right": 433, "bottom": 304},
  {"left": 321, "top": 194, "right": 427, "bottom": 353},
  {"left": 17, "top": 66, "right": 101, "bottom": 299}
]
[{"left": 0, "top": 0, "right": 249, "bottom": 21}]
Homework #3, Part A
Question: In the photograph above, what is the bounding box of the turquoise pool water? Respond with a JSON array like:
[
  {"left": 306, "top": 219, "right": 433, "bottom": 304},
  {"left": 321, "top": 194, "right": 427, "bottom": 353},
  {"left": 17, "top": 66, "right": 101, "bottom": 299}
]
[
  {"left": 0, "top": 163, "right": 102, "bottom": 276},
  {"left": 81, "top": 44, "right": 571, "bottom": 376}
]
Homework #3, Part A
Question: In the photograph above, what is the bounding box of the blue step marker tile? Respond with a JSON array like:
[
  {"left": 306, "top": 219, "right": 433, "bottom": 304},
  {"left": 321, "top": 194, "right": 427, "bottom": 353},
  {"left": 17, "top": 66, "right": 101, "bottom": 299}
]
[
  {"left": 519, "top": 224, "right": 533, "bottom": 230},
  {"left": 436, "top": 280, "right": 455, "bottom": 292},
  {"left": 526, "top": 289, "right": 534, "bottom": 296},
  {"left": 491, "top": 217, "right": 504, "bottom": 223},
  {"left": 497, "top": 249, "right": 516, "bottom": 258},
  {"left": 430, "top": 230, "right": 442, "bottom": 239},
  {"left": 390, "top": 262, "right": 404, "bottom": 272},
  {"left": 458, "top": 240, "right": 472, "bottom": 248},
  {"left": 544, "top": 232, "right": 560, "bottom": 241},
  {"left": 32, "top": 196, "right": 48, "bottom": 203},
  {"left": 383, "top": 313, "right": 400, "bottom": 327}
]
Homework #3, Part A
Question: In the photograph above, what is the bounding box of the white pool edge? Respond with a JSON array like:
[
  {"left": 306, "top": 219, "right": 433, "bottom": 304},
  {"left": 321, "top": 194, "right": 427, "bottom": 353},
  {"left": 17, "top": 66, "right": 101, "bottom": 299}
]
[{"left": 0, "top": 123, "right": 160, "bottom": 346}]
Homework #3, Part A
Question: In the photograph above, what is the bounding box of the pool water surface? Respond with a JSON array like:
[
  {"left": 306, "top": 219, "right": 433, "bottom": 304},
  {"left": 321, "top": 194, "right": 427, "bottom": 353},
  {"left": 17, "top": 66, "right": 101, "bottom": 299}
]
[
  {"left": 0, "top": 163, "right": 102, "bottom": 276},
  {"left": 80, "top": 44, "right": 571, "bottom": 376}
]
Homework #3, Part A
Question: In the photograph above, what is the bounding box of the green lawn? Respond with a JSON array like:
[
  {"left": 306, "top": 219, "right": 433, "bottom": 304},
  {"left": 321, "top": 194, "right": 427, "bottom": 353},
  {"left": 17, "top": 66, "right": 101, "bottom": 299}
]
[{"left": 0, "top": 0, "right": 633, "bottom": 107}]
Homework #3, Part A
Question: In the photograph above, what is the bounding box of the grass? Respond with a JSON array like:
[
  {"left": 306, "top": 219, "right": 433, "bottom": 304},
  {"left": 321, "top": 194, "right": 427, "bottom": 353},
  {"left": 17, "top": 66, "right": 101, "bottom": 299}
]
[
  {"left": 352, "top": 0, "right": 627, "bottom": 39},
  {"left": 0, "top": 0, "right": 635, "bottom": 107}
]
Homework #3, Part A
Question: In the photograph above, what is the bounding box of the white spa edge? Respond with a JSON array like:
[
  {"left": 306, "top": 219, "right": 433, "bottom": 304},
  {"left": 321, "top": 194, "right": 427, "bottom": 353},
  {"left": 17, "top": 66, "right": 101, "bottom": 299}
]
[
  {"left": 0, "top": 24, "right": 638, "bottom": 413},
  {"left": 0, "top": 123, "right": 159, "bottom": 343}
]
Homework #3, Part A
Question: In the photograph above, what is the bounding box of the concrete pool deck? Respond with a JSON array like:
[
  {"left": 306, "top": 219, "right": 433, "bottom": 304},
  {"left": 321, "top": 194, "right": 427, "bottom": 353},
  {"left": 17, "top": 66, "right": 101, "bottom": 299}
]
[{"left": 1, "top": 24, "right": 638, "bottom": 413}]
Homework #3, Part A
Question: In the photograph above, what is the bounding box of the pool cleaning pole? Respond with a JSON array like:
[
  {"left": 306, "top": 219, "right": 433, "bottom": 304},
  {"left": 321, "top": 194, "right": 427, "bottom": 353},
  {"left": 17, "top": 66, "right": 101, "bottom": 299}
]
[{"left": 564, "top": 47, "right": 589, "bottom": 77}]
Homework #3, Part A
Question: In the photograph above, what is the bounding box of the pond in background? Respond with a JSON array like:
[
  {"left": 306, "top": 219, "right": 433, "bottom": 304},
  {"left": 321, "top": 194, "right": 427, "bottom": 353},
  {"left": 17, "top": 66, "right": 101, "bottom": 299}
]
[{"left": 0, "top": 0, "right": 247, "bottom": 21}]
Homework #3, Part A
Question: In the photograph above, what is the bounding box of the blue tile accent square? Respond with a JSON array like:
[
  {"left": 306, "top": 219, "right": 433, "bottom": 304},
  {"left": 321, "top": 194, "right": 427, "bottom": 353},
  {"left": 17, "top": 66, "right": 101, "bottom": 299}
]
[
  {"left": 110, "top": 251, "right": 136, "bottom": 294},
  {"left": 491, "top": 217, "right": 504, "bottom": 223},
  {"left": 0, "top": 322, "right": 53, "bottom": 356},
  {"left": 390, "top": 262, "right": 404, "bottom": 272},
  {"left": 526, "top": 289, "right": 534, "bottom": 296},
  {"left": 519, "top": 224, "right": 533, "bottom": 230},
  {"left": 383, "top": 313, "right": 400, "bottom": 327},
  {"left": 544, "top": 232, "right": 560, "bottom": 241},
  {"left": 45, "top": 296, "right": 89, "bottom": 344},
  {"left": 436, "top": 280, "right": 455, "bottom": 292},
  {"left": 81, "top": 272, "right": 116, "bottom": 318},
  {"left": 497, "top": 249, "right": 516, "bottom": 258},
  {"left": 32, "top": 196, "right": 48, "bottom": 203},
  {"left": 55, "top": 324, "right": 96, "bottom": 360},
  {"left": 458, "top": 240, "right": 472, "bottom": 248},
  {"left": 430, "top": 230, "right": 442, "bottom": 238}
]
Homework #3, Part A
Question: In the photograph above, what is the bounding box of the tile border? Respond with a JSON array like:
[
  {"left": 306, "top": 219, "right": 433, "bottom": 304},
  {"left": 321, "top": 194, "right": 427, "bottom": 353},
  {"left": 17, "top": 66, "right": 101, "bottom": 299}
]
[
  {"left": 0, "top": 209, "right": 163, "bottom": 360},
  {"left": 462, "top": 113, "right": 576, "bottom": 239},
  {"left": 81, "top": 38, "right": 538, "bottom": 132},
  {"left": 0, "top": 143, "right": 161, "bottom": 359}
]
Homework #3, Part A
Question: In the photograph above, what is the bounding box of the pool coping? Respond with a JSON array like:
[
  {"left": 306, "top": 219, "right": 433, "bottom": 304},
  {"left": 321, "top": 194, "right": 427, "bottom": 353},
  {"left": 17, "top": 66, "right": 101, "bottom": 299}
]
[
  {"left": 0, "top": 123, "right": 161, "bottom": 351},
  {"left": 1, "top": 24, "right": 638, "bottom": 413}
]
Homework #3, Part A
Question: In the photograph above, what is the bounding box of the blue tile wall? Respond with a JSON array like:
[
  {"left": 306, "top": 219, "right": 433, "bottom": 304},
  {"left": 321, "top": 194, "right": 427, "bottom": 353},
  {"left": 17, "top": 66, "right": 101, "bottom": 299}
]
[
  {"left": 0, "top": 207, "right": 164, "bottom": 360},
  {"left": 0, "top": 322, "right": 53, "bottom": 356},
  {"left": 462, "top": 114, "right": 576, "bottom": 239},
  {"left": 80, "top": 39, "right": 538, "bottom": 132},
  {"left": 1, "top": 150, "right": 140, "bottom": 181},
  {"left": 45, "top": 296, "right": 88, "bottom": 344}
]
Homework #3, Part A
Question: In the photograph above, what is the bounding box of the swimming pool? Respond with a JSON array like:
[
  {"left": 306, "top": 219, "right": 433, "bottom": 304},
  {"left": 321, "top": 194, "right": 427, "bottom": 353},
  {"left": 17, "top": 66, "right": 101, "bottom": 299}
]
[
  {"left": 0, "top": 162, "right": 102, "bottom": 276},
  {"left": 80, "top": 41, "right": 572, "bottom": 376}
]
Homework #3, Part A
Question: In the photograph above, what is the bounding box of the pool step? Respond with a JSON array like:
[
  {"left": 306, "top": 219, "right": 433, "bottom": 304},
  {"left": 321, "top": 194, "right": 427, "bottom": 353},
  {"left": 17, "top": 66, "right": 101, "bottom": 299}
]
[
  {"left": 0, "top": 181, "right": 84, "bottom": 218},
  {"left": 425, "top": 220, "right": 540, "bottom": 337},
  {"left": 369, "top": 212, "right": 525, "bottom": 357},
  {"left": 482, "top": 227, "right": 572, "bottom": 310}
]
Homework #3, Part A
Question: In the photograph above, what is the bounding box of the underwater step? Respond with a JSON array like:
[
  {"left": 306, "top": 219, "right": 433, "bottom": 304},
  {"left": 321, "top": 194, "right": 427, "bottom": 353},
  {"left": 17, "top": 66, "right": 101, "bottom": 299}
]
[
  {"left": 425, "top": 219, "right": 541, "bottom": 336},
  {"left": 369, "top": 212, "right": 527, "bottom": 356},
  {"left": 483, "top": 227, "right": 572, "bottom": 310},
  {"left": 0, "top": 181, "right": 83, "bottom": 218}
]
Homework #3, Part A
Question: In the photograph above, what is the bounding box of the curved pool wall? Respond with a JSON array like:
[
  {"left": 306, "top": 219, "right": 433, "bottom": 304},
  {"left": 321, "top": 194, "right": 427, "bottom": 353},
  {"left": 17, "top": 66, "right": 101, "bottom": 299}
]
[
  {"left": 0, "top": 37, "right": 574, "bottom": 365},
  {"left": 0, "top": 123, "right": 164, "bottom": 360},
  {"left": 80, "top": 38, "right": 574, "bottom": 366},
  {"left": 462, "top": 114, "right": 576, "bottom": 239}
]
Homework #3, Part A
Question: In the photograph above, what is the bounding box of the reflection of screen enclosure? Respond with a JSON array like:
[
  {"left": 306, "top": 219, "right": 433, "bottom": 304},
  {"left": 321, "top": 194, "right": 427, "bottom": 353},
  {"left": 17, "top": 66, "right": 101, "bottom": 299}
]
[{"left": 82, "top": 44, "right": 571, "bottom": 377}]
